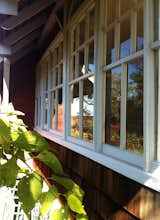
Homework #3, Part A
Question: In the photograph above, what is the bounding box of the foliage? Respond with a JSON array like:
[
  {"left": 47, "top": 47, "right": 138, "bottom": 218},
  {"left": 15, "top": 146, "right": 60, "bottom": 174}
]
[{"left": 0, "top": 110, "right": 88, "bottom": 219}]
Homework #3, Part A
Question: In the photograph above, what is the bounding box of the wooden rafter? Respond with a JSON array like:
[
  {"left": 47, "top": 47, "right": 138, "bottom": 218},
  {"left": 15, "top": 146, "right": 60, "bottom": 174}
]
[
  {"left": 0, "top": 43, "right": 11, "bottom": 56},
  {"left": 38, "top": 0, "right": 63, "bottom": 46},
  {"left": 11, "top": 29, "right": 40, "bottom": 54},
  {"left": 3, "top": 15, "right": 47, "bottom": 46},
  {"left": 0, "top": 0, "right": 17, "bottom": 16},
  {"left": 1, "top": 0, "right": 55, "bottom": 30}
]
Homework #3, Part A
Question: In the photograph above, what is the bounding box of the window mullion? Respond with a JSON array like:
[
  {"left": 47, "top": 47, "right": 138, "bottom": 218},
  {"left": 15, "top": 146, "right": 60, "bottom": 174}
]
[
  {"left": 48, "top": 53, "right": 52, "bottom": 130},
  {"left": 131, "top": 9, "right": 137, "bottom": 53},
  {"left": 79, "top": 80, "right": 83, "bottom": 139},
  {"left": 120, "top": 63, "right": 127, "bottom": 150},
  {"left": 143, "top": 0, "right": 155, "bottom": 170},
  {"left": 55, "top": 89, "right": 58, "bottom": 130},
  {"left": 157, "top": 49, "right": 160, "bottom": 161}
]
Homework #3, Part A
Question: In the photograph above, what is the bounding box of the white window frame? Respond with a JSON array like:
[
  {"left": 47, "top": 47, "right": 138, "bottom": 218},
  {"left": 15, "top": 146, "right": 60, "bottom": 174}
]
[
  {"left": 66, "top": 0, "right": 95, "bottom": 148},
  {"left": 34, "top": 0, "right": 160, "bottom": 192}
]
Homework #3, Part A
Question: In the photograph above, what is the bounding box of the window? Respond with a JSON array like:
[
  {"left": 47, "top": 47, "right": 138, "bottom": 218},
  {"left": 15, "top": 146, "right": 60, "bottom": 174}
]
[
  {"left": 35, "top": 0, "right": 160, "bottom": 192},
  {"left": 103, "top": 0, "right": 144, "bottom": 164},
  {"left": 50, "top": 39, "right": 63, "bottom": 133},
  {"left": 69, "top": 6, "right": 95, "bottom": 142}
]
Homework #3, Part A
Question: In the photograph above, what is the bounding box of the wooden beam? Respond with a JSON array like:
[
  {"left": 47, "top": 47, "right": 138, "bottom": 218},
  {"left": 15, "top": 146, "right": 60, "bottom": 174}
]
[
  {"left": 0, "top": 43, "right": 11, "bottom": 55},
  {"left": 2, "top": 57, "right": 10, "bottom": 105},
  {"left": 38, "top": 0, "right": 63, "bottom": 46},
  {"left": 11, "top": 29, "right": 40, "bottom": 54},
  {"left": 0, "top": 0, "right": 17, "bottom": 16},
  {"left": 3, "top": 15, "right": 47, "bottom": 46},
  {"left": 1, "top": 0, "right": 55, "bottom": 30},
  {"left": 10, "top": 44, "right": 35, "bottom": 64}
]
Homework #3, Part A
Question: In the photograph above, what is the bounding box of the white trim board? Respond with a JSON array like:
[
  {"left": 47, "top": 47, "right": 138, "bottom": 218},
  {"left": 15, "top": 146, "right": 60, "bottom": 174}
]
[{"left": 35, "top": 127, "right": 160, "bottom": 192}]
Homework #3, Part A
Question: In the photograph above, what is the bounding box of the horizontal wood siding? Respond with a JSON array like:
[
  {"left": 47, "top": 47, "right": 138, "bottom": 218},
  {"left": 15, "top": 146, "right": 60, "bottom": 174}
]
[{"left": 41, "top": 140, "right": 160, "bottom": 220}]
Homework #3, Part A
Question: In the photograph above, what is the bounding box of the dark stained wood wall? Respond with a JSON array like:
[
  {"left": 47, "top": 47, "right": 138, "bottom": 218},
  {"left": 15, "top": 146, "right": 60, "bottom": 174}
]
[
  {"left": 9, "top": 51, "right": 37, "bottom": 129},
  {"left": 43, "top": 140, "right": 160, "bottom": 220}
]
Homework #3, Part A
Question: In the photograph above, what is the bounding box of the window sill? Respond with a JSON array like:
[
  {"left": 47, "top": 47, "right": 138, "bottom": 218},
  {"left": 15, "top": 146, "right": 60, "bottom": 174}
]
[{"left": 34, "top": 127, "right": 160, "bottom": 192}]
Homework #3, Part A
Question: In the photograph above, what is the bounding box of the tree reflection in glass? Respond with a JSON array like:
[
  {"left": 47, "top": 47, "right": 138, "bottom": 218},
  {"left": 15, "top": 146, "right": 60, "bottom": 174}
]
[
  {"left": 83, "top": 77, "right": 94, "bottom": 141},
  {"left": 105, "top": 66, "right": 121, "bottom": 146},
  {"left": 70, "top": 83, "right": 80, "bottom": 137},
  {"left": 126, "top": 59, "right": 143, "bottom": 153}
]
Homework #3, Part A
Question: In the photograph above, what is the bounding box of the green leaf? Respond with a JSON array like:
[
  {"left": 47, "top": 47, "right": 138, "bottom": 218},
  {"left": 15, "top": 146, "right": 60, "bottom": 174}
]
[
  {"left": 39, "top": 186, "right": 58, "bottom": 216},
  {"left": 36, "top": 151, "right": 64, "bottom": 175},
  {"left": 17, "top": 172, "right": 43, "bottom": 217},
  {"left": 0, "top": 157, "right": 19, "bottom": 187},
  {"left": 76, "top": 214, "right": 88, "bottom": 220},
  {"left": 7, "top": 110, "right": 25, "bottom": 116},
  {"left": 67, "top": 192, "right": 85, "bottom": 215},
  {"left": 15, "top": 131, "right": 50, "bottom": 152},
  {"left": 51, "top": 175, "right": 84, "bottom": 201},
  {"left": 0, "top": 118, "right": 11, "bottom": 144},
  {"left": 50, "top": 206, "right": 69, "bottom": 220}
]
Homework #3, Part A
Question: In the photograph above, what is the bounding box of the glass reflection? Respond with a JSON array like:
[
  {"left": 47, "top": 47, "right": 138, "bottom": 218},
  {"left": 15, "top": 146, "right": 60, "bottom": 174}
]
[
  {"left": 83, "top": 77, "right": 94, "bottom": 141},
  {"left": 80, "top": 19, "right": 86, "bottom": 45},
  {"left": 51, "top": 91, "right": 56, "bottom": 130},
  {"left": 106, "top": 29, "right": 115, "bottom": 64},
  {"left": 70, "top": 83, "right": 80, "bottom": 137},
  {"left": 89, "top": 9, "right": 95, "bottom": 37},
  {"left": 79, "top": 49, "right": 85, "bottom": 76},
  {"left": 88, "top": 41, "right": 94, "bottom": 73},
  {"left": 57, "top": 88, "right": 63, "bottom": 132},
  {"left": 126, "top": 59, "right": 143, "bottom": 153},
  {"left": 107, "top": 0, "right": 116, "bottom": 25},
  {"left": 137, "top": 7, "right": 144, "bottom": 51},
  {"left": 105, "top": 66, "right": 121, "bottom": 146},
  {"left": 120, "top": 17, "right": 131, "bottom": 59}
]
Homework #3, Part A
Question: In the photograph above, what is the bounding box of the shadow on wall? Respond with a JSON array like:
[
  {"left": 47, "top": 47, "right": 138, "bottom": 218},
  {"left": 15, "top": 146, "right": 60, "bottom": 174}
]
[{"left": 9, "top": 51, "right": 38, "bottom": 129}]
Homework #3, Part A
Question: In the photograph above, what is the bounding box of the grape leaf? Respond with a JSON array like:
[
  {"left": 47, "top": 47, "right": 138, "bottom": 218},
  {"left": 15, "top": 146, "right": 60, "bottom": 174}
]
[
  {"left": 36, "top": 151, "right": 64, "bottom": 175},
  {"left": 51, "top": 175, "right": 84, "bottom": 201},
  {"left": 76, "top": 214, "right": 88, "bottom": 220},
  {"left": 0, "top": 157, "right": 19, "bottom": 187},
  {"left": 17, "top": 172, "right": 43, "bottom": 217},
  {"left": 15, "top": 131, "right": 50, "bottom": 152},
  {"left": 67, "top": 192, "right": 86, "bottom": 214},
  {"left": 39, "top": 186, "right": 58, "bottom": 216},
  {"left": 50, "top": 206, "right": 69, "bottom": 220}
]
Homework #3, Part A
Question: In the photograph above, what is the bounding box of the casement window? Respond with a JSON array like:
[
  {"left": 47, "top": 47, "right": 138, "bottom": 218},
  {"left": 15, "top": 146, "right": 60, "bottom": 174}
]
[
  {"left": 102, "top": 0, "right": 144, "bottom": 166},
  {"left": 50, "top": 37, "right": 63, "bottom": 133},
  {"left": 35, "top": 0, "right": 160, "bottom": 191},
  {"left": 68, "top": 4, "right": 95, "bottom": 142}
]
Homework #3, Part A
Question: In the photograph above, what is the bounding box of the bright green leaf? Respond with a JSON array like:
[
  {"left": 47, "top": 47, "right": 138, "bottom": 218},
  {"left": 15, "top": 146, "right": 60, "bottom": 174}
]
[
  {"left": 15, "top": 131, "right": 50, "bottom": 152},
  {"left": 67, "top": 192, "right": 85, "bottom": 215},
  {"left": 17, "top": 172, "right": 43, "bottom": 217},
  {"left": 36, "top": 151, "right": 64, "bottom": 175},
  {"left": 76, "top": 214, "right": 88, "bottom": 220},
  {"left": 7, "top": 110, "right": 25, "bottom": 116},
  {"left": 51, "top": 175, "right": 84, "bottom": 201},
  {"left": 0, "top": 118, "right": 11, "bottom": 144},
  {"left": 50, "top": 206, "right": 69, "bottom": 220},
  {"left": 0, "top": 157, "right": 19, "bottom": 187},
  {"left": 39, "top": 186, "right": 58, "bottom": 216}
]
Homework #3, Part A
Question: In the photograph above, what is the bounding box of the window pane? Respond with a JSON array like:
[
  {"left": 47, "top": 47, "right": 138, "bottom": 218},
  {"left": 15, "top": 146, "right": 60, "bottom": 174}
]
[
  {"left": 107, "top": 0, "right": 116, "bottom": 25},
  {"left": 105, "top": 66, "right": 121, "bottom": 146},
  {"left": 137, "top": 7, "right": 144, "bottom": 51},
  {"left": 55, "top": 68, "right": 58, "bottom": 86},
  {"left": 57, "top": 88, "right": 63, "bottom": 132},
  {"left": 126, "top": 59, "right": 143, "bottom": 154},
  {"left": 70, "top": 83, "right": 80, "bottom": 137},
  {"left": 89, "top": 9, "right": 95, "bottom": 37},
  {"left": 120, "top": 17, "right": 131, "bottom": 59},
  {"left": 80, "top": 19, "right": 86, "bottom": 45},
  {"left": 79, "top": 49, "right": 85, "bottom": 76},
  {"left": 51, "top": 91, "right": 56, "bottom": 130},
  {"left": 106, "top": 28, "right": 115, "bottom": 64},
  {"left": 83, "top": 77, "right": 94, "bottom": 141},
  {"left": 88, "top": 41, "right": 95, "bottom": 74},
  {"left": 44, "top": 93, "right": 48, "bottom": 126},
  {"left": 59, "top": 64, "right": 63, "bottom": 84},
  {"left": 120, "top": 0, "right": 131, "bottom": 15}
]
